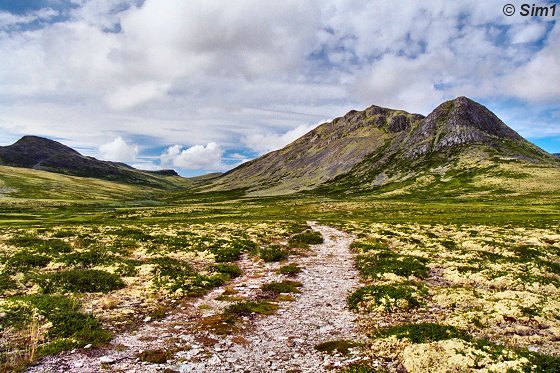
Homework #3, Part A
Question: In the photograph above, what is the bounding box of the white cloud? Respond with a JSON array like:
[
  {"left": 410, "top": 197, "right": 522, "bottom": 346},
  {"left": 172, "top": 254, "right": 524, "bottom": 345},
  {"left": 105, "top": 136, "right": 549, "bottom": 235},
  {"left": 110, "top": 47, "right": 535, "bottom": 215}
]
[
  {"left": 502, "top": 22, "right": 560, "bottom": 102},
  {"left": 160, "top": 142, "right": 223, "bottom": 170},
  {"left": 0, "top": 8, "right": 58, "bottom": 29},
  {"left": 243, "top": 123, "right": 320, "bottom": 155},
  {"left": 130, "top": 161, "right": 161, "bottom": 171},
  {"left": 0, "top": 0, "right": 559, "bottom": 163},
  {"left": 105, "top": 81, "right": 170, "bottom": 110},
  {"left": 510, "top": 22, "right": 548, "bottom": 44},
  {"left": 98, "top": 136, "right": 138, "bottom": 162}
]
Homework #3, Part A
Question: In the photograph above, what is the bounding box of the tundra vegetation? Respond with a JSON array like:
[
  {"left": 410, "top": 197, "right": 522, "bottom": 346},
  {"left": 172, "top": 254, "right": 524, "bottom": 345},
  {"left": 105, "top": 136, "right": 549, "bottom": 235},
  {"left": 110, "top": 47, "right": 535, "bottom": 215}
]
[
  {"left": 0, "top": 184, "right": 558, "bottom": 372},
  {"left": 1, "top": 96, "right": 560, "bottom": 371}
]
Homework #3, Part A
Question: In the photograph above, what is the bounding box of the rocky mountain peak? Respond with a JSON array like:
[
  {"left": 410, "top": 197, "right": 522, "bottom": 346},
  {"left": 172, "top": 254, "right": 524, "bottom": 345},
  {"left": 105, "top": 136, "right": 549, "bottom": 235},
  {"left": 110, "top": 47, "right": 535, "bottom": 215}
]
[{"left": 404, "top": 96, "right": 524, "bottom": 158}]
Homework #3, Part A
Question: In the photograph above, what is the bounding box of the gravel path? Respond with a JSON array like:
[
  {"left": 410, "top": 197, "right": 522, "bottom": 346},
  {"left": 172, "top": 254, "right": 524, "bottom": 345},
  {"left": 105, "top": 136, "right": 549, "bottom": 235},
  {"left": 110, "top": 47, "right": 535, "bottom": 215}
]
[{"left": 28, "top": 223, "right": 363, "bottom": 372}]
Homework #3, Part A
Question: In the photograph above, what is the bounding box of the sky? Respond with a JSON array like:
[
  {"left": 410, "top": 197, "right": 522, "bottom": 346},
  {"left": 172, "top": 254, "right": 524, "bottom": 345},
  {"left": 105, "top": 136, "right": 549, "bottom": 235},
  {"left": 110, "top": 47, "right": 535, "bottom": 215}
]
[{"left": 0, "top": 0, "right": 559, "bottom": 176}]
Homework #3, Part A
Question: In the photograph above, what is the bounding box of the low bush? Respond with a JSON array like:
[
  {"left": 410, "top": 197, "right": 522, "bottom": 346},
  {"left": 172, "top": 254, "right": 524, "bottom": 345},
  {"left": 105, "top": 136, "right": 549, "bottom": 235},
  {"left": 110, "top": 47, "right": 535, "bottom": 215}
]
[
  {"left": 3, "top": 295, "right": 111, "bottom": 344},
  {"left": 137, "top": 349, "right": 172, "bottom": 364},
  {"left": 224, "top": 301, "right": 278, "bottom": 317},
  {"left": 5, "top": 251, "right": 50, "bottom": 272},
  {"left": 373, "top": 323, "right": 469, "bottom": 343},
  {"left": 347, "top": 283, "right": 426, "bottom": 311},
  {"left": 259, "top": 245, "right": 289, "bottom": 262},
  {"left": 211, "top": 263, "right": 242, "bottom": 279},
  {"left": 37, "top": 269, "right": 125, "bottom": 293},
  {"left": 356, "top": 251, "right": 429, "bottom": 279},
  {"left": 7, "top": 236, "right": 72, "bottom": 254},
  {"left": 315, "top": 339, "right": 358, "bottom": 355},
  {"left": 59, "top": 248, "right": 112, "bottom": 268},
  {"left": 0, "top": 273, "right": 16, "bottom": 292},
  {"left": 288, "top": 230, "right": 323, "bottom": 248},
  {"left": 261, "top": 280, "right": 302, "bottom": 295},
  {"left": 278, "top": 263, "right": 301, "bottom": 275}
]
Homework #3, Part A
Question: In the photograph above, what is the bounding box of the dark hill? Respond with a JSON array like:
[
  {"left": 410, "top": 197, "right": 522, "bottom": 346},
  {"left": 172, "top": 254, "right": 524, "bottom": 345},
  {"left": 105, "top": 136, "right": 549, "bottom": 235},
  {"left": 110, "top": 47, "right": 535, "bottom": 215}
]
[{"left": 0, "top": 136, "right": 179, "bottom": 187}]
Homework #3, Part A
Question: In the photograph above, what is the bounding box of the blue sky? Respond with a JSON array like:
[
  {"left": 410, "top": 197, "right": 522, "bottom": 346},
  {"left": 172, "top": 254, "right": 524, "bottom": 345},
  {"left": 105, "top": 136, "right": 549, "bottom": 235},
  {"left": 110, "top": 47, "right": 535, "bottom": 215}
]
[{"left": 0, "top": 0, "right": 559, "bottom": 175}]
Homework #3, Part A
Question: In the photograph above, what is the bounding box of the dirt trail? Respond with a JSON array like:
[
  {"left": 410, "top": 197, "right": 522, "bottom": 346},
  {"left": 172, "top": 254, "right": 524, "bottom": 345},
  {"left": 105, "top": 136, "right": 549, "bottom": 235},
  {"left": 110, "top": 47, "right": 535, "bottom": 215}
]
[{"left": 28, "top": 223, "right": 363, "bottom": 372}]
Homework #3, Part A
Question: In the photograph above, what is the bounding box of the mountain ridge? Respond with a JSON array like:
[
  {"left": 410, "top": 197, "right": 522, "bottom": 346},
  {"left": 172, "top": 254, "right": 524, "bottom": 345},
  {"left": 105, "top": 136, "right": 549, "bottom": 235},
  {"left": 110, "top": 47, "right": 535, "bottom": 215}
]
[
  {"left": 208, "top": 96, "right": 559, "bottom": 196},
  {"left": 0, "top": 135, "right": 180, "bottom": 188}
]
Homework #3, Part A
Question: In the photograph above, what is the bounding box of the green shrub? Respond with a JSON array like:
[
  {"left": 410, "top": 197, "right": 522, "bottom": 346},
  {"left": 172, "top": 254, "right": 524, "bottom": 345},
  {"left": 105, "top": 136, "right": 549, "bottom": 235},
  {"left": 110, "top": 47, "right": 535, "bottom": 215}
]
[
  {"left": 4, "top": 295, "right": 111, "bottom": 345},
  {"left": 5, "top": 251, "right": 50, "bottom": 272},
  {"left": 150, "top": 257, "right": 226, "bottom": 295},
  {"left": 351, "top": 240, "right": 389, "bottom": 252},
  {"left": 7, "top": 236, "right": 72, "bottom": 254},
  {"left": 288, "top": 230, "right": 323, "bottom": 248},
  {"left": 278, "top": 263, "right": 301, "bottom": 275},
  {"left": 373, "top": 323, "right": 469, "bottom": 343},
  {"left": 211, "top": 263, "right": 242, "bottom": 279},
  {"left": 347, "top": 283, "right": 426, "bottom": 311},
  {"left": 38, "top": 338, "right": 80, "bottom": 356},
  {"left": 59, "top": 248, "right": 112, "bottom": 268},
  {"left": 186, "top": 274, "right": 227, "bottom": 296},
  {"left": 137, "top": 349, "right": 172, "bottom": 364},
  {"left": 356, "top": 251, "right": 429, "bottom": 279},
  {"left": 224, "top": 301, "right": 278, "bottom": 317},
  {"left": 108, "top": 227, "right": 151, "bottom": 241},
  {"left": 37, "top": 269, "right": 125, "bottom": 293},
  {"left": 259, "top": 245, "right": 289, "bottom": 262},
  {"left": 51, "top": 230, "right": 76, "bottom": 238},
  {"left": 0, "top": 273, "right": 16, "bottom": 292},
  {"left": 373, "top": 323, "right": 560, "bottom": 371},
  {"left": 209, "top": 239, "right": 257, "bottom": 262},
  {"left": 262, "top": 280, "right": 302, "bottom": 295},
  {"left": 315, "top": 339, "right": 357, "bottom": 355}
]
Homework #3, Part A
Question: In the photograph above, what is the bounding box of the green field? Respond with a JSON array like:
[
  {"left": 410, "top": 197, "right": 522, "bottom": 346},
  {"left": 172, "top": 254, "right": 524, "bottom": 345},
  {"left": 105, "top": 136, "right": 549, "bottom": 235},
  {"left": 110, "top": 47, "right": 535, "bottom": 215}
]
[{"left": 1, "top": 166, "right": 559, "bottom": 372}]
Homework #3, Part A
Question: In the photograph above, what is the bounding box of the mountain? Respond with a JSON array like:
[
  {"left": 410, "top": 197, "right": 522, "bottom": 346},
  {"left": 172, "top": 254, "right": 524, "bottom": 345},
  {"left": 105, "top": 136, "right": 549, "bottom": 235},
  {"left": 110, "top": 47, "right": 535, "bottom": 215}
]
[
  {"left": 207, "top": 97, "right": 560, "bottom": 196},
  {"left": 554, "top": 153, "right": 560, "bottom": 158},
  {"left": 0, "top": 136, "right": 180, "bottom": 188}
]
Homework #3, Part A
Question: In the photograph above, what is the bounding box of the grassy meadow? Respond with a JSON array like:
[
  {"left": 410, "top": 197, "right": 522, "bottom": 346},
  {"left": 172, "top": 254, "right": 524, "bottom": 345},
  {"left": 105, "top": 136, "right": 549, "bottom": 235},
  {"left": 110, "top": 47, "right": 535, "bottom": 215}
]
[{"left": 0, "top": 166, "right": 560, "bottom": 371}]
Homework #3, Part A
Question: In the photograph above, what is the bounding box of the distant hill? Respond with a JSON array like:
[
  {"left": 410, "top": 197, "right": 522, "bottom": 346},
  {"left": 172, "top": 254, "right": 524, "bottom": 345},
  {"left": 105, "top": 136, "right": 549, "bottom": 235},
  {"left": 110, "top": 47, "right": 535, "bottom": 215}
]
[
  {"left": 0, "top": 136, "right": 180, "bottom": 188},
  {"left": 207, "top": 97, "right": 560, "bottom": 196}
]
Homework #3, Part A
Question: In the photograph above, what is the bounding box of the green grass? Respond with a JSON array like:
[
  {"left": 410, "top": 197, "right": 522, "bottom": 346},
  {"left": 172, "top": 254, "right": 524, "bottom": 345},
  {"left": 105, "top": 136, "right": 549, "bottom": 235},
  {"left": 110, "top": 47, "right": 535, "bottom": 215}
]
[
  {"left": 211, "top": 263, "right": 242, "bottom": 279},
  {"left": 2, "top": 160, "right": 560, "bottom": 371},
  {"left": 59, "top": 248, "right": 113, "bottom": 268},
  {"left": 278, "top": 263, "right": 301, "bottom": 275},
  {"left": 373, "top": 323, "right": 469, "bottom": 343},
  {"left": 2, "top": 294, "right": 111, "bottom": 343},
  {"left": 261, "top": 280, "right": 302, "bottom": 295},
  {"left": 3, "top": 251, "right": 51, "bottom": 272},
  {"left": 6, "top": 236, "right": 72, "bottom": 254},
  {"left": 223, "top": 300, "right": 279, "bottom": 317},
  {"left": 258, "top": 245, "right": 289, "bottom": 262},
  {"left": 288, "top": 230, "right": 324, "bottom": 248},
  {"left": 315, "top": 339, "right": 358, "bottom": 355},
  {"left": 347, "top": 283, "right": 426, "bottom": 311},
  {"left": 355, "top": 250, "right": 430, "bottom": 279},
  {"left": 36, "top": 269, "right": 125, "bottom": 293}
]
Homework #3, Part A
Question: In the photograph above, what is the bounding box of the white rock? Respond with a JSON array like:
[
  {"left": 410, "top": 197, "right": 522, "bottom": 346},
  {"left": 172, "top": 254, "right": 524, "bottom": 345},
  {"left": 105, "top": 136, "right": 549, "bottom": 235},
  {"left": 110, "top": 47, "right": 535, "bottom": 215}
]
[{"left": 99, "top": 356, "right": 115, "bottom": 364}]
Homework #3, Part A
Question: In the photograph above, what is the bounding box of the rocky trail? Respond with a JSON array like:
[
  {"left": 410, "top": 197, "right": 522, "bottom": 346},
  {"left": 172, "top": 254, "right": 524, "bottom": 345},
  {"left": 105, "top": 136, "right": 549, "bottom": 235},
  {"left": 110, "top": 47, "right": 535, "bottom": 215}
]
[{"left": 28, "top": 223, "right": 364, "bottom": 372}]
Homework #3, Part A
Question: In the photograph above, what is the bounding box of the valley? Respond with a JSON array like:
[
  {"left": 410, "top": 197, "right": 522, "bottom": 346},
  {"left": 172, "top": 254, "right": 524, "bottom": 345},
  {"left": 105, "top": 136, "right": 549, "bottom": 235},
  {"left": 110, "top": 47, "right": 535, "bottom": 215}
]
[{"left": 0, "top": 97, "right": 559, "bottom": 372}]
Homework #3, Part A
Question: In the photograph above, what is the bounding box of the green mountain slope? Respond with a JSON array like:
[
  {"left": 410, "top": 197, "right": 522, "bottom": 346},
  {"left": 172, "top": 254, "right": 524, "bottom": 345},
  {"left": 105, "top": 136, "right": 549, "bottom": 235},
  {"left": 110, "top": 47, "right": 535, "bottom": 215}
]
[
  {"left": 207, "top": 97, "right": 560, "bottom": 196},
  {"left": 209, "top": 106, "right": 424, "bottom": 195},
  {"left": 0, "top": 136, "right": 181, "bottom": 189}
]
